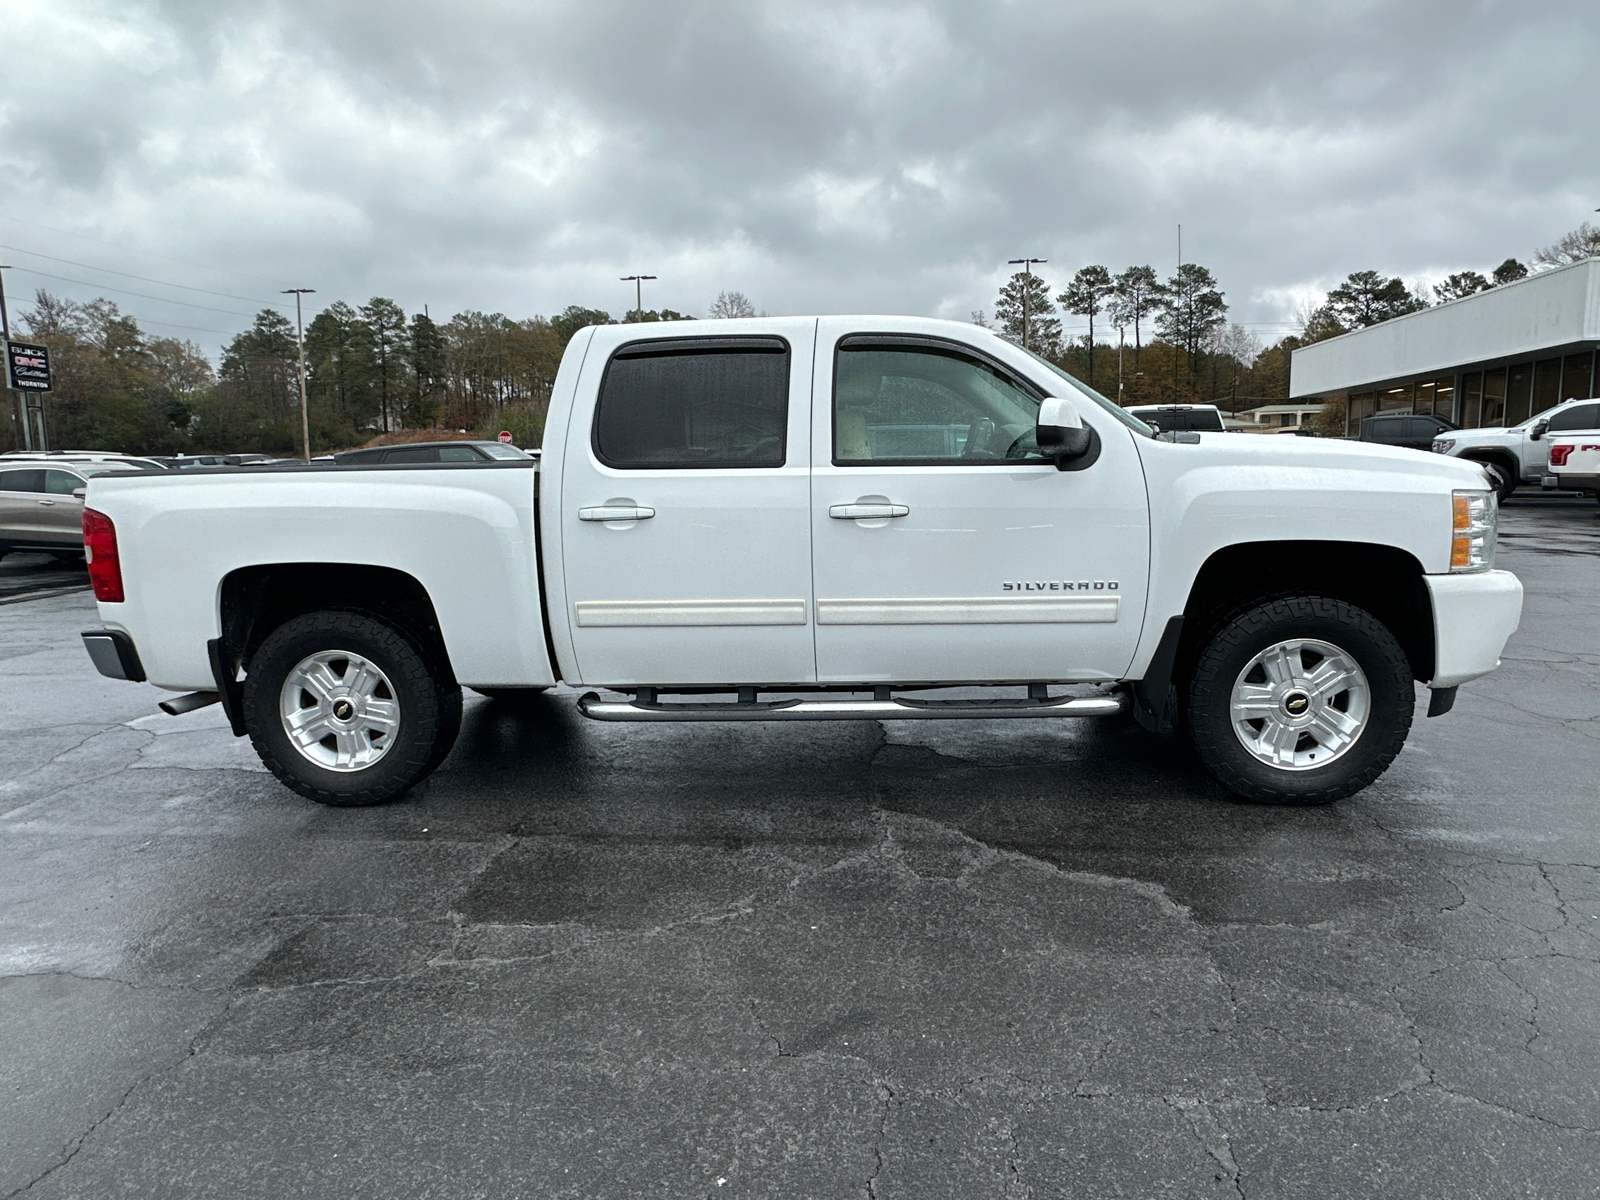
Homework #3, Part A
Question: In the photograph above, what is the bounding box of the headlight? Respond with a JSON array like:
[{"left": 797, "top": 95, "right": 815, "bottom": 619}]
[
  {"left": 1450, "top": 489, "right": 1496, "bottom": 572},
  {"left": 1433, "top": 439, "right": 1455, "bottom": 453}
]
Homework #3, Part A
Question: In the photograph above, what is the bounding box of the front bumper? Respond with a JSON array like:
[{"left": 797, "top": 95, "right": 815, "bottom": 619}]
[
  {"left": 82, "top": 629, "right": 146, "bottom": 682},
  {"left": 1425, "top": 570, "right": 1523, "bottom": 689}
]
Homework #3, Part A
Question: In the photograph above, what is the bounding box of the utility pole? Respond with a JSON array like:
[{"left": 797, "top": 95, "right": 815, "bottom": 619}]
[
  {"left": 1117, "top": 325, "right": 1125, "bottom": 405},
  {"left": 0, "top": 262, "right": 36, "bottom": 451},
  {"left": 282, "top": 289, "right": 315, "bottom": 461},
  {"left": 1007, "top": 258, "right": 1046, "bottom": 351},
  {"left": 1177, "top": 224, "right": 1182, "bottom": 269},
  {"left": 621, "top": 275, "right": 657, "bottom": 321}
]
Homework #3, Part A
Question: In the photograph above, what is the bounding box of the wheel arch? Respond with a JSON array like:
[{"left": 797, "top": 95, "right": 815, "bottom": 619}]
[
  {"left": 217, "top": 563, "right": 456, "bottom": 687},
  {"left": 1134, "top": 540, "right": 1434, "bottom": 735}
]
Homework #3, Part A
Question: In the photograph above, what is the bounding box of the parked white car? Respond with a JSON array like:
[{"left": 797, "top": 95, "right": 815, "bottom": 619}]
[
  {"left": 1432, "top": 396, "right": 1600, "bottom": 499},
  {"left": 78, "top": 317, "right": 1522, "bottom": 808}
]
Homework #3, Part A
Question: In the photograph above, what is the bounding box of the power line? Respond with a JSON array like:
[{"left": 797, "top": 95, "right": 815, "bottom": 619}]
[
  {"left": 2, "top": 265, "right": 258, "bottom": 316},
  {"left": 0, "top": 210, "right": 287, "bottom": 287},
  {"left": 0, "top": 243, "right": 284, "bottom": 306}
]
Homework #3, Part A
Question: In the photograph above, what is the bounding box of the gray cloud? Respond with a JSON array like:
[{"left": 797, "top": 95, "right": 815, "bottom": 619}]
[{"left": 1, "top": 0, "right": 1595, "bottom": 352}]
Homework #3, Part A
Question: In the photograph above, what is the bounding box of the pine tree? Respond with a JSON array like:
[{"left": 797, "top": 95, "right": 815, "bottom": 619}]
[
  {"left": 1059, "top": 265, "right": 1114, "bottom": 383},
  {"left": 993, "top": 271, "right": 1061, "bottom": 354},
  {"left": 359, "top": 297, "right": 408, "bottom": 432},
  {"left": 1109, "top": 265, "right": 1160, "bottom": 368},
  {"left": 1154, "top": 264, "right": 1228, "bottom": 370},
  {"left": 1323, "top": 271, "right": 1427, "bottom": 329}
]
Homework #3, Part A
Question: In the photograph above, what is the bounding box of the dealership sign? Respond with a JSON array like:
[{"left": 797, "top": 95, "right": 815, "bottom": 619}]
[{"left": 6, "top": 341, "right": 51, "bottom": 391}]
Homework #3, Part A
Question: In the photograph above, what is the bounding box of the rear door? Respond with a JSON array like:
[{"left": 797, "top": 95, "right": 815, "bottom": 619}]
[
  {"left": 0, "top": 469, "right": 45, "bottom": 543},
  {"left": 558, "top": 324, "right": 817, "bottom": 686},
  {"left": 37, "top": 469, "right": 86, "bottom": 545},
  {"left": 809, "top": 324, "right": 1150, "bottom": 684}
]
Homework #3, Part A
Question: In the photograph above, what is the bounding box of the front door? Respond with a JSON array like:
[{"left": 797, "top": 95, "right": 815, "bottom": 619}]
[
  {"left": 558, "top": 323, "right": 817, "bottom": 687},
  {"left": 37, "top": 469, "right": 87, "bottom": 546},
  {"left": 810, "top": 323, "right": 1151, "bottom": 685}
]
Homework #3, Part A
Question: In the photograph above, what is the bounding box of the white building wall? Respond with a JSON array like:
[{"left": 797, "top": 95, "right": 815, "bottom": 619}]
[{"left": 1290, "top": 259, "right": 1600, "bottom": 397}]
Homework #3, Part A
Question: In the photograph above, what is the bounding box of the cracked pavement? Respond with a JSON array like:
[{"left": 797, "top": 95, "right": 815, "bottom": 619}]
[{"left": 4, "top": 496, "right": 1600, "bottom": 1198}]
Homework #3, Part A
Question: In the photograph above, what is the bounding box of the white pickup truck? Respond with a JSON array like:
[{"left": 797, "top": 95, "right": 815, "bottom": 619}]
[
  {"left": 1545, "top": 431, "right": 1600, "bottom": 497},
  {"left": 1432, "top": 396, "right": 1600, "bottom": 499},
  {"left": 78, "top": 317, "right": 1524, "bottom": 807}
]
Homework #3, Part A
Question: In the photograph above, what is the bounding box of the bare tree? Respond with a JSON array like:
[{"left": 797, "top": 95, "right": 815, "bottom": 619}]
[
  {"left": 1533, "top": 222, "right": 1600, "bottom": 269},
  {"left": 708, "top": 290, "right": 757, "bottom": 319}
]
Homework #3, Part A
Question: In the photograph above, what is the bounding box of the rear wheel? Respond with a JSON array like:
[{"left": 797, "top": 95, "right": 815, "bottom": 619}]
[
  {"left": 243, "top": 611, "right": 447, "bottom": 806},
  {"left": 1186, "top": 595, "right": 1414, "bottom": 804}
]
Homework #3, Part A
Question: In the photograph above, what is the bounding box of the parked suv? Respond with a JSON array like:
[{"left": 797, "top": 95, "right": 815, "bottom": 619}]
[
  {"left": 1359, "top": 413, "right": 1457, "bottom": 452},
  {"left": 1124, "top": 404, "right": 1225, "bottom": 433},
  {"left": 0, "top": 462, "right": 149, "bottom": 559},
  {"left": 1431, "top": 396, "right": 1600, "bottom": 501}
]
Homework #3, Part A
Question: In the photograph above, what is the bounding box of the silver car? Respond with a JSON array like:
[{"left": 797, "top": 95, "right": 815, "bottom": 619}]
[{"left": 0, "top": 462, "right": 147, "bottom": 561}]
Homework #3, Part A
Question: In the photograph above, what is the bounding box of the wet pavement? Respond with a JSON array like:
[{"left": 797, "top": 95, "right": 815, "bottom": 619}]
[
  {"left": 3, "top": 496, "right": 1600, "bottom": 1199},
  {"left": 0, "top": 552, "right": 89, "bottom": 605}
]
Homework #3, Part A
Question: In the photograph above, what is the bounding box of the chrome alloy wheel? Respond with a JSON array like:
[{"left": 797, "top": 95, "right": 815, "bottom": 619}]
[
  {"left": 278, "top": 650, "right": 400, "bottom": 772},
  {"left": 1229, "top": 638, "right": 1371, "bottom": 772}
]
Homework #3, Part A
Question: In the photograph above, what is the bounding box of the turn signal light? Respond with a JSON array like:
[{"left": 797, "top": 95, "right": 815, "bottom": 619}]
[
  {"left": 1549, "top": 444, "right": 1573, "bottom": 467},
  {"left": 1449, "top": 489, "right": 1496, "bottom": 573},
  {"left": 82, "top": 508, "right": 125, "bottom": 603}
]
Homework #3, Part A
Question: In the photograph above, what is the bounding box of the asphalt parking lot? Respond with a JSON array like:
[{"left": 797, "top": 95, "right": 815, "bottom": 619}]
[{"left": 3, "top": 496, "right": 1599, "bottom": 1199}]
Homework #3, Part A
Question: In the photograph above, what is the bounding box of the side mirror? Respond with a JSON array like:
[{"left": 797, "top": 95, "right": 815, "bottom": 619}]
[
  {"left": 1530, "top": 419, "right": 1548, "bottom": 441},
  {"left": 1036, "top": 397, "right": 1101, "bottom": 472},
  {"left": 1144, "top": 418, "right": 1162, "bottom": 434}
]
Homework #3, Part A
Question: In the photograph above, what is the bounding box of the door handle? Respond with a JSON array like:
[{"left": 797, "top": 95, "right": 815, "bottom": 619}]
[
  {"left": 37, "top": 499, "right": 56, "bottom": 506},
  {"left": 578, "top": 505, "right": 655, "bottom": 522},
  {"left": 829, "top": 503, "right": 909, "bottom": 520}
]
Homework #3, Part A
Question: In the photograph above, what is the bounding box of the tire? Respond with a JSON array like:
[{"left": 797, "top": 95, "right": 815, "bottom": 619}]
[
  {"left": 1186, "top": 595, "right": 1414, "bottom": 805},
  {"left": 242, "top": 610, "right": 445, "bottom": 806}
]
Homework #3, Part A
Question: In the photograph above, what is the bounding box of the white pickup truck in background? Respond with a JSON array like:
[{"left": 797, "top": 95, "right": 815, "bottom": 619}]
[
  {"left": 1545, "top": 431, "right": 1600, "bottom": 497},
  {"left": 79, "top": 317, "right": 1523, "bottom": 808},
  {"left": 1433, "top": 395, "right": 1600, "bottom": 499}
]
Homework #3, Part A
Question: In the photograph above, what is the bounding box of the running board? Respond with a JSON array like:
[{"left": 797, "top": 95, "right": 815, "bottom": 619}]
[{"left": 577, "top": 691, "right": 1125, "bottom": 723}]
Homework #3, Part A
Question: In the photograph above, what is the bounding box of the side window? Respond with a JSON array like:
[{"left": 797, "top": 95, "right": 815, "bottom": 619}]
[
  {"left": 834, "top": 339, "right": 1045, "bottom": 464},
  {"left": 594, "top": 337, "right": 789, "bottom": 469},
  {"left": 43, "top": 470, "right": 84, "bottom": 494},
  {"left": 1547, "top": 403, "right": 1600, "bottom": 433},
  {"left": 436, "top": 446, "right": 482, "bottom": 462},
  {"left": 384, "top": 447, "right": 440, "bottom": 464},
  {"left": 0, "top": 469, "right": 44, "bottom": 492}
]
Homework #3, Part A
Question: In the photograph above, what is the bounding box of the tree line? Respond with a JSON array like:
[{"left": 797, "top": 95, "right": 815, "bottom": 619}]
[
  {"left": 5, "top": 220, "right": 1595, "bottom": 455},
  {"left": 2, "top": 287, "right": 758, "bottom": 456}
]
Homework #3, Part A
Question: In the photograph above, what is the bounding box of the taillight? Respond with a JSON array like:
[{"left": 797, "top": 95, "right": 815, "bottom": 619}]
[
  {"left": 82, "top": 508, "right": 125, "bottom": 602},
  {"left": 1549, "top": 444, "right": 1573, "bottom": 467}
]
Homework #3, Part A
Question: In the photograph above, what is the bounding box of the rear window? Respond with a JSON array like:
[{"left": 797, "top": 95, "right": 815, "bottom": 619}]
[
  {"left": 436, "top": 446, "right": 483, "bottom": 462},
  {"left": 594, "top": 337, "right": 790, "bottom": 469},
  {"left": 1547, "top": 403, "right": 1600, "bottom": 433},
  {"left": 1172, "top": 409, "right": 1224, "bottom": 432},
  {"left": 478, "top": 443, "right": 528, "bottom": 460},
  {"left": 383, "top": 447, "right": 438, "bottom": 464}
]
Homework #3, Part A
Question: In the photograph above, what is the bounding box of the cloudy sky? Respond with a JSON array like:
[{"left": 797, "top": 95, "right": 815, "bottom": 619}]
[{"left": 1, "top": 0, "right": 1595, "bottom": 356}]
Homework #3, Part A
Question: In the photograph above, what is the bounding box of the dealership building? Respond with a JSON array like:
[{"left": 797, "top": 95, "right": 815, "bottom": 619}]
[{"left": 1289, "top": 258, "right": 1600, "bottom": 434}]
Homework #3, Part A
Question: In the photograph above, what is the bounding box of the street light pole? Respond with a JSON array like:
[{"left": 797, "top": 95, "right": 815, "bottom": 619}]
[
  {"left": 621, "top": 274, "right": 657, "bottom": 321},
  {"left": 1007, "top": 258, "right": 1046, "bottom": 351},
  {"left": 282, "top": 288, "right": 315, "bottom": 461}
]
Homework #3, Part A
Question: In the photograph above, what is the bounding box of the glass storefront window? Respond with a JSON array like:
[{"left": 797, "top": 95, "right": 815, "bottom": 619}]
[
  {"left": 1505, "top": 363, "right": 1533, "bottom": 426},
  {"left": 1416, "top": 380, "right": 1434, "bottom": 416},
  {"left": 1482, "top": 368, "right": 1507, "bottom": 426},
  {"left": 1563, "top": 352, "right": 1596, "bottom": 400},
  {"left": 1460, "top": 372, "right": 1483, "bottom": 428},
  {"left": 1433, "top": 376, "right": 1456, "bottom": 421},
  {"left": 1378, "top": 384, "right": 1411, "bottom": 412},
  {"left": 1347, "top": 391, "right": 1376, "bottom": 433},
  {"left": 1532, "top": 357, "right": 1563, "bottom": 417}
]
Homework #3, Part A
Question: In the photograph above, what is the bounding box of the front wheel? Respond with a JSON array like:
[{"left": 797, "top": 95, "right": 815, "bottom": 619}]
[
  {"left": 243, "top": 611, "right": 448, "bottom": 806},
  {"left": 1186, "top": 596, "right": 1415, "bottom": 805},
  {"left": 1477, "top": 460, "right": 1516, "bottom": 502}
]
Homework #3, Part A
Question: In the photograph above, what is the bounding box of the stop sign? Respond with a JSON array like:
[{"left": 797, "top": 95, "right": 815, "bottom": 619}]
[{"left": 497, "top": 430, "right": 512, "bottom": 443}]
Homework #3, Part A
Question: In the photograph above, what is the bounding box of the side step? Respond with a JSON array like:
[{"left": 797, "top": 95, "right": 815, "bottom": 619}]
[{"left": 577, "top": 690, "right": 1125, "bottom": 723}]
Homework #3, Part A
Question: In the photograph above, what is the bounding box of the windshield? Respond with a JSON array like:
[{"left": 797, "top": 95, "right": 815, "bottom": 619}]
[{"left": 1014, "top": 344, "right": 1153, "bottom": 436}]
